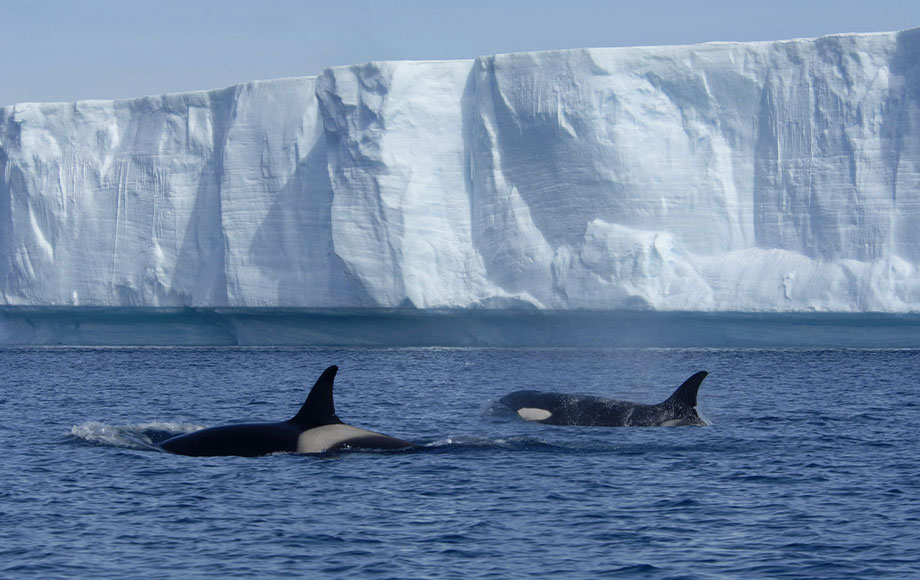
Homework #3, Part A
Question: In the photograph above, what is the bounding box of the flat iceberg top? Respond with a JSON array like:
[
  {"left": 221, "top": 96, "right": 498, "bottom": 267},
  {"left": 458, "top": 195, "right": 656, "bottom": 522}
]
[
  {"left": 0, "top": 29, "right": 902, "bottom": 111},
  {"left": 2, "top": 29, "right": 920, "bottom": 312}
]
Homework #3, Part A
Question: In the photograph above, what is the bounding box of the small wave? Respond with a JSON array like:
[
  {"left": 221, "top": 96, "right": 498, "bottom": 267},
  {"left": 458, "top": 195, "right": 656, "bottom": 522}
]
[
  {"left": 70, "top": 421, "right": 204, "bottom": 451},
  {"left": 421, "top": 435, "right": 563, "bottom": 453},
  {"left": 652, "top": 497, "right": 701, "bottom": 508},
  {"left": 604, "top": 564, "right": 660, "bottom": 576}
]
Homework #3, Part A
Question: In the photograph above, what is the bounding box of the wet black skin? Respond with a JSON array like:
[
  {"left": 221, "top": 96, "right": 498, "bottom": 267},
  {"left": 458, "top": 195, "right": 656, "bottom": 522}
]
[
  {"left": 499, "top": 371, "right": 709, "bottom": 427},
  {"left": 160, "top": 365, "right": 414, "bottom": 457}
]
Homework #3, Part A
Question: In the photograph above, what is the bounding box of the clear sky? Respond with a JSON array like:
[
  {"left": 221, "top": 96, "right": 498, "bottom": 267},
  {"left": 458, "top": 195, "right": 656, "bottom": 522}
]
[{"left": 2, "top": 0, "right": 919, "bottom": 106}]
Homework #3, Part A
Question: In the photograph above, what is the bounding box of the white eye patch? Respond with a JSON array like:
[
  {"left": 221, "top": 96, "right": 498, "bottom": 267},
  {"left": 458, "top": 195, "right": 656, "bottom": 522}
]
[{"left": 517, "top": 407, "right": 552, "bottom": 422}]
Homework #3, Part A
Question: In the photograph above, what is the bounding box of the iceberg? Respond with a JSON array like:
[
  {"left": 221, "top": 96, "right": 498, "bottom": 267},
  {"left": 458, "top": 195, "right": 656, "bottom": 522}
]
[{"left": 2, "top": 29, "right": 920, "bottom": 314}]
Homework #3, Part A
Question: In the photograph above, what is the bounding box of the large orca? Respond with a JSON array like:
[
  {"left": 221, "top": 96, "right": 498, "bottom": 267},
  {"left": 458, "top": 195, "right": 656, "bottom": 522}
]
[
  {"left": 498, "top": 371, "right": 709, "bottom": 427},
  {"left": 160, "top": 365, "right": 414, "bottom": 456}
]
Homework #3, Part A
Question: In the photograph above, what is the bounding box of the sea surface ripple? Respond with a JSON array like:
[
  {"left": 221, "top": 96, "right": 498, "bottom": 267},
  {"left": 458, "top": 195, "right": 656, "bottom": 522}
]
[{"left": 1, "top": 346, "right": 919, "bottom": 578}]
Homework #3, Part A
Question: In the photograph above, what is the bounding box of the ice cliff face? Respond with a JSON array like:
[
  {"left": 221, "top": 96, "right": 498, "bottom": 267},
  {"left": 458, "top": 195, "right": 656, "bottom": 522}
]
[{"left": 2, "top": 29, "right": 920, "bottom": 311}]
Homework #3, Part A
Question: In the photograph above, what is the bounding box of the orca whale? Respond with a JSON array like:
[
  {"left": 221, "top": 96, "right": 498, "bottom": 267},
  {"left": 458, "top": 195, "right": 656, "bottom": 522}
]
[
  {"left": 160, "top": 365, "right": 414, "bottom": 456},
  {"left": 498, "top": 371, "right": 709, "bottom": 427}
]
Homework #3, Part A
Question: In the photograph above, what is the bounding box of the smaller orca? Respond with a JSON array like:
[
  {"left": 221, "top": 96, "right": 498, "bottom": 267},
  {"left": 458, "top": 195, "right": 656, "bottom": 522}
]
[
  {"left": 498, "top": 371, "right": 709, "bottom": 427},
  {"left": 160, "top": 365, "right": 414, "bottom": 456}
]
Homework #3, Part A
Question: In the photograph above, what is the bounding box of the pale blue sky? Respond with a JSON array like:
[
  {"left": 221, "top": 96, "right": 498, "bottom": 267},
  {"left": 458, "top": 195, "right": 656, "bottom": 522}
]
[{"left": 2, "top": 0, "right": 919, "bottom": 106}]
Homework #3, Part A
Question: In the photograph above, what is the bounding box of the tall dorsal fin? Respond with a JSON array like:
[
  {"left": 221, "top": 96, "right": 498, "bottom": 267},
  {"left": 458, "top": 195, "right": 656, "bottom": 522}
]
[
  {"left": 662, "top": 371, "right": 708, "bottom": 408},
  {"left": 289, "top": 365, "right": 343, "bottom": 428}
]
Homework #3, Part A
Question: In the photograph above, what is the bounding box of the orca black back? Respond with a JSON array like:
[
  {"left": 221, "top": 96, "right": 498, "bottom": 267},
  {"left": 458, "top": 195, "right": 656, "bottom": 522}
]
[
  {"left": 160, "top": 364, "right": 414, "bottom": 456},
  {"left": 499, "top": 371, "right": 709, "bottom": 427}
]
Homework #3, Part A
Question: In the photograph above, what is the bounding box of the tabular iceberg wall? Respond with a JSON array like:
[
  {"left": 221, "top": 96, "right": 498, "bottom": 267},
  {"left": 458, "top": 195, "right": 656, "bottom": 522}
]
[{"left": 2, "top": 29, "right": 920, "bottom": 312}]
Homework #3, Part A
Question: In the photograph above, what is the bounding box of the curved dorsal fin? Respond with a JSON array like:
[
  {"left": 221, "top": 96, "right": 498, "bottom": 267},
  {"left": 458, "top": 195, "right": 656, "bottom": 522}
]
[
  {"left": 662, "top": 371, "right": 708, "bottom": 408},
  {"left": 289, "top": 365, "right": 342, "bottom": 428}
]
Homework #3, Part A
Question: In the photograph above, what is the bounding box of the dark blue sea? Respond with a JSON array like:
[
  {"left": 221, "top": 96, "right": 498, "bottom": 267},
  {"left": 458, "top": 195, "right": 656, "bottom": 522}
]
[{"left": 2, "top": 346, "right": 919, "bottom": 578}]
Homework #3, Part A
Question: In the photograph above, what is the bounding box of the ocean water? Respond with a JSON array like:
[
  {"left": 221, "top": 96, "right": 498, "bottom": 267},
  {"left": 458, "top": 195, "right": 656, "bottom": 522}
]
[{"left": 2, "top": 346, "right": 919, "bottom": 578}]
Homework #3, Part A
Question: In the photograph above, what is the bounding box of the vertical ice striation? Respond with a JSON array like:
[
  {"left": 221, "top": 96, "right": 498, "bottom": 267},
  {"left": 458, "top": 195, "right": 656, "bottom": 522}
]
[
  {"left": 317, "top": 60, "right": 490, "bottom": 307},
  {"left": 2, "top": 29, "right": 920, "bottom": 311},
  {"left": 0, "top": 92, "right": 231, "bottom": 306}
]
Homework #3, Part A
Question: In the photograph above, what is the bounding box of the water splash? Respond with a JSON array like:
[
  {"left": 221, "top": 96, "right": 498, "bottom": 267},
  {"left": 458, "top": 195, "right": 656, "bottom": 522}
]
[{"left": 70, "top": 421, "right": 203, "bottom": 451}]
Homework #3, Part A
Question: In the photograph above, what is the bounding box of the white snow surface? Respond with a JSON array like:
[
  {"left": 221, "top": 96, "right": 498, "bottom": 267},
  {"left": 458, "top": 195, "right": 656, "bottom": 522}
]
[{"left": 2, "top": 30, "right": 920, "bottom": 312}]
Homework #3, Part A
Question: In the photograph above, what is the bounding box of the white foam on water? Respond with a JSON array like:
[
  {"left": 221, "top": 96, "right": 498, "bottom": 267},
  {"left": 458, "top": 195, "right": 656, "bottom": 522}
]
[{"left": 70, "top": 421, "right": 204, "bottom": 450}]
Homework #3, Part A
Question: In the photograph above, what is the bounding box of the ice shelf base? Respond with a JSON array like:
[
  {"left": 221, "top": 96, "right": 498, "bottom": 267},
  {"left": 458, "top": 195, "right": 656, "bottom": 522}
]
[{"left": 4, "top": 307, "right": 920, "bottom": 347}]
